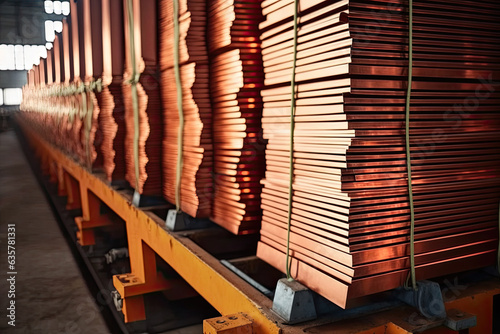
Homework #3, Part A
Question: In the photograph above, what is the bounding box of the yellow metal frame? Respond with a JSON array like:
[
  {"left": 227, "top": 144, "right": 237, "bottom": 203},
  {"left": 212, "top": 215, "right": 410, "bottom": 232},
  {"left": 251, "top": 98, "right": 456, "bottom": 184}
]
[
  {"left": 20, "top": 121, "right": 282, "bottom": 333},
  {"left": 19, "top": 120, "right": 500, "bottom": 334}
]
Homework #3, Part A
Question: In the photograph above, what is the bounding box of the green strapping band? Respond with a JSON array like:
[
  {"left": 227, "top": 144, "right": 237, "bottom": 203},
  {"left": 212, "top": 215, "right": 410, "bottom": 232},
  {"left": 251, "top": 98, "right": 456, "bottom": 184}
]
[
  {"left": 84, "top": 91, "right": 93, "bottom": 170},
  {"left": 405, "top": 0, "right": 417, "bottom": 290},
  {"left": 173, "top": 0, "right": 184, "bottom": 212},
  {"left": 126, "top": 0, "right": 141, "bottom": 193},
  {"left": 286, "top": 0, "right": 299, "bottom": 281}
]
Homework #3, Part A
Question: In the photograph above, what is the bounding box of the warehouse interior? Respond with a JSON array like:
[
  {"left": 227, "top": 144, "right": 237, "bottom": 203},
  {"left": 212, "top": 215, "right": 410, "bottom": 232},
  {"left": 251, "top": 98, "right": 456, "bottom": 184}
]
[{"left": 0, "top": 0, "right": 499, "bottom": 333}]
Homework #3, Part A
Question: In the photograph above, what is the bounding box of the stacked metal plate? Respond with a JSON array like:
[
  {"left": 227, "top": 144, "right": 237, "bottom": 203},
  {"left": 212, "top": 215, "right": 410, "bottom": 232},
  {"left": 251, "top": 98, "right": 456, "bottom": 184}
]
[
  {"left": 123, "top": 65, "right": 163, "bottom": 196},
  {"left": 66, "top": 0, "right": 85, "bottom": 166},
  {"left": 97, "top": 0, "right": 126, "bottom": 182},
  {"left": 257, "top": 0, "right": 500, "bottom": 308},
  {"left": 80, "top": 0, "right": 104, "bottom": 170},
  {"left": 61, "top": 19, "right": 76, "bottom": 161},
  {"left": 141, "top": 63, "right": 164, "bottom": 196},
  {"left": 123, "top": 0, "right": 163, "bottom": 197},
  {"left": 88, "top": 92, "right": 102, "bottom": 169},
  {"left": 207, "top": 0, "right": 266, "bottom": 234},
  {"left": 159, "top": 0, "right": 213, "bottom": 218},
  {"left": 76, "top": 92, "right": 97, "bottom": 170},
  {"left": 96, "top": 81, "right": 127, "bottom": 181}
]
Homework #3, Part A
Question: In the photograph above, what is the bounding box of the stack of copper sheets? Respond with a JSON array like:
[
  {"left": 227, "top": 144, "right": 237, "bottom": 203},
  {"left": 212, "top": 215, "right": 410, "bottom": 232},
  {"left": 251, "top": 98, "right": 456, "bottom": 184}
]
[
  {"left": 76, "top": 91, "right": 93, "bottom": 167},
  {"left": 61, "top": 95, "right": 76, "bottom": 163},
  {"left": 88, "top": 91, "right": 102, "bottom": 169},
  {"left": 60, "top": 103, "right": 72, "bottom": 156},
  {"left": 123, "top": 64, "right": 163, "bottom": 196},
  {"left": 257, "top": 0, "right": 500, "bottom": 307},
  {"left": 207, "top": 0, "right": 266, "bottom": 234},
  {"left": 72, "top": 94, "right": 85, "bottom": 165},
  {"left": 97, "top": 0, "right": 126, "bottom": 182},
  {"left": 139, "top": 64, "right": 164, "bottom": 196},
  {"left": 122, "top": 0, "right": 163, "bottom": 197},
  {"left": 159, "top": 0, "right": 213, "bottom": 217},
  {"left": 97, "top": 80, "right": 127, "bottom": 181},
  {"left": 92, "top": 99, "right": 104, "bottom": 169}
]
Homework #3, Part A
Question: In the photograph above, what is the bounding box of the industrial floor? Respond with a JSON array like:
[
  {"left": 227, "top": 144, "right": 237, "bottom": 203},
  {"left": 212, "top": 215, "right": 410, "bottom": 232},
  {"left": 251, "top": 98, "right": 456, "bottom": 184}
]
[
  {"left": 0, "top": 128, "right": 111, "bottom": 333},
  {"left": 0, "top": 128, "right": 202, "bottom": 334}
]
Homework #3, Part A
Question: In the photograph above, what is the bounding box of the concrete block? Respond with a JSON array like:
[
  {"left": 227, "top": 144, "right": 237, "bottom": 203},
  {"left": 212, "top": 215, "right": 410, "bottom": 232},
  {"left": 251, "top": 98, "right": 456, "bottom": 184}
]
[{"left": 272, "top": 278, "right": 317, "bottom": 324}]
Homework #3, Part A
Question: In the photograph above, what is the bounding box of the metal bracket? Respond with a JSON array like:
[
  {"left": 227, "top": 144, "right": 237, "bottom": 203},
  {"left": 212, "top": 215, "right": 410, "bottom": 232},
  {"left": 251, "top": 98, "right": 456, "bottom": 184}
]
[
  {"left": 111, "top": 290, "right": 123, "bottom": 312},
  {"left": 203, "top": 313, "right": 253, "bottom": 334},
  {"left": 272, "top": 278, "right": 317, "bottom": 324},
  {"left": 75, "top": 189, "right": 114, "bottom": 245},
  {"left": 165, "top": 209, "right": 211, "bottom": 231},
  {"left": 444, "top": 309, "right": 477, "bottom": 332},
  {"left": 132, "top": 190, "right": 140, "bottom": 207},
  {"left": 394, "top": 280, "right": 446, "bottom": 320},
  {"left": 105, "top": 247, "right": 129, "bottom": 264}
]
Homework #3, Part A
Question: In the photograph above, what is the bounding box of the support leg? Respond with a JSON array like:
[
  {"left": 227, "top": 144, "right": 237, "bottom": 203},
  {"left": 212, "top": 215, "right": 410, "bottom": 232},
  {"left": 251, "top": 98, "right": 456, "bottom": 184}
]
[
  {"left": 57, "top": 164, "right": 67, "bottom": 196},
  {"left": 113, "top": 241, "right": 172, "bottom": 322},
  {"left": 64, "top": 172, "right": 81, "bottom": 210},
  {"left": 75, "top": 190, "right": 113, "bottom": 245},
  {"left": 49, "top": 160, "right": 58, "bottom": 183}
]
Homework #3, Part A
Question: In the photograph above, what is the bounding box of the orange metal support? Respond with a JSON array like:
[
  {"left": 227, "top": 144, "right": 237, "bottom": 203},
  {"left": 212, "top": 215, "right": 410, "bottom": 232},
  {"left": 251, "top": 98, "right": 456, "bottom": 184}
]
[
  {"left": 204, "top": 313, "right": 253, "bottom": 334},
  {"left": 41, "top": 150, "right": 51, "bottom": 176},
  {"left": 75, "top": 190, "right": 113, "bottom": 245},
  {"left": 19, "top": 120, "right": 282, "bottom": 334},
  {"left": 64, "top": 172, "right": 82, "bottom": 210},
  {"left": 18, "top": 120, "right": 500, "bottom": 334},
  {"left": 57, "top": 164, "right": 67, "bottom": 196},
  {"left": 113, "top": 242, "right": 172, "bottom": 322},
  {"left": 423, "top": 279, "right": 500, "bottom": 334},
  {"left": 49, "top": 160, "right": 58, "bottom": 183}
]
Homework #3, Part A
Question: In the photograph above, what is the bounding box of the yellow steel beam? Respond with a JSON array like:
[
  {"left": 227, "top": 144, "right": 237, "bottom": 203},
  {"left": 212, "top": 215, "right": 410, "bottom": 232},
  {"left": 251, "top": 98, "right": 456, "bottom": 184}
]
[
  {"left": 204, "top": 313, "right": 253, "bottom": 333},
  {"left": 19, "top": 121, "right": 283, "bottom": 334},
  {"left": 19, "top": 120, "right": 500, "bottom": 334}
]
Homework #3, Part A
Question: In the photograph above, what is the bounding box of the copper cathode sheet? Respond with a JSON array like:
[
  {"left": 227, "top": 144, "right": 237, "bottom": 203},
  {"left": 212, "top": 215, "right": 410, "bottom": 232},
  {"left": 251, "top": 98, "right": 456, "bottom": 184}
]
[{"left": 257, "top": 0, "right": 500, "bottom": 309}]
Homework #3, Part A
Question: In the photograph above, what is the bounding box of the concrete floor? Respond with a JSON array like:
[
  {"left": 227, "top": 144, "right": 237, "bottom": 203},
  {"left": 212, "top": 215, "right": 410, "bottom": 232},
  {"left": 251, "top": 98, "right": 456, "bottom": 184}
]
[
  {"left": 0, "top": 129, "right": 110, "bottom": 334},
  {"left": 0, "top": 129, "right": 204, "bottom": 334}
]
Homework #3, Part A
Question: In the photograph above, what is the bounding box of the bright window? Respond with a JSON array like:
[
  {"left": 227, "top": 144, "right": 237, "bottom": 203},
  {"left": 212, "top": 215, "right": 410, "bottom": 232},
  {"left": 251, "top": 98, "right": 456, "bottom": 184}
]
[
  {"left": 3, "top": 88, "right": 23, "bottom": 106},
  {"left": 0, "top": 89, "right": 3, "bottom": 106},
  {"left": 44, "top": 1, "right": 54, "bottom": 14},
  {"left": 0, "top": 45, "right": 9, "bottom": 70},
  {"left": 62, "top": 2, "right": 70, "bottom": 15},
  {"left": 0, "top": 44, "right": 47, "bottom": 70},
  {"left": 0, "top": 45, "right": 16, "bottom": 70},
  {"left": 45, "top": 20, "right": 55, "bottom": 42},
  {"left": 54, "top": 21, "right": 63, "bottom": 33},
  {"left": 23, "top": 45, "right": 32, "bottom": 70},
  {"left": 39, "top": 45, "right": 47, "bottom": 59},
  {"left": 53, "top": 1, "right": 62, "bottom": 15},
  {"left": 14, "top": 45, "right": 25, "bottom": 70}
]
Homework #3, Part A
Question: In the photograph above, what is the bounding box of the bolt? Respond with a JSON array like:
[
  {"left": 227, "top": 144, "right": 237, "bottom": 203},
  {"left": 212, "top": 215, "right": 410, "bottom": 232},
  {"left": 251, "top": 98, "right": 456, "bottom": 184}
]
[
  {"left": 216, "top": 320, "right": 226, "bottom": 324},
  {"left": 228, "top": 316, "right": 238, "bottom": 320},
  {"left": 456, "top": 312, "right": 464, "bottom": 318}
]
